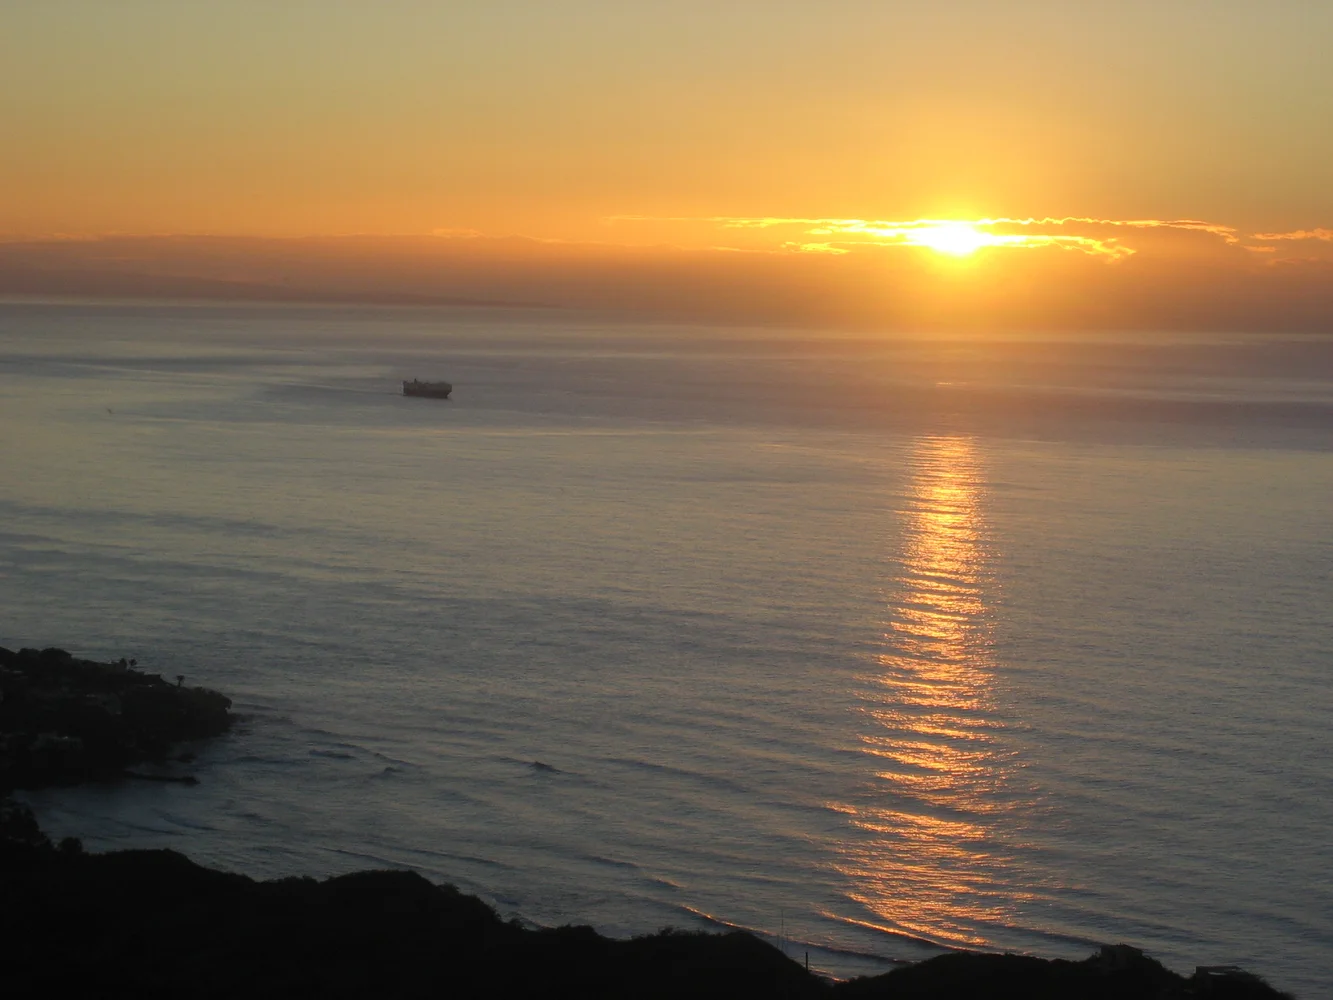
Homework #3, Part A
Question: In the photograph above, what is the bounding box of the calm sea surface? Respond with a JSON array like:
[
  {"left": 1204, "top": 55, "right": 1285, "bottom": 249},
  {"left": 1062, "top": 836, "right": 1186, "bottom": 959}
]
[{"left": 2, "top": 303, "right": 1330, "bottom": 994}]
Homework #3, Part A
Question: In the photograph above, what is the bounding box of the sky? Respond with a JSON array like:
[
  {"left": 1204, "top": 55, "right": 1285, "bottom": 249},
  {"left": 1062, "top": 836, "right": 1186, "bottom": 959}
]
[{"left": 3, "top": 1, "right": 1332, "bottom": 330}]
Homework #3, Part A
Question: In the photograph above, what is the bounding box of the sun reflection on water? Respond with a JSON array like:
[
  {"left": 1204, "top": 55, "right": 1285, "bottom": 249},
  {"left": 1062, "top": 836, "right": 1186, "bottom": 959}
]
[{"left": 836, "top": 434, "right": 1020, "bottom": 948}]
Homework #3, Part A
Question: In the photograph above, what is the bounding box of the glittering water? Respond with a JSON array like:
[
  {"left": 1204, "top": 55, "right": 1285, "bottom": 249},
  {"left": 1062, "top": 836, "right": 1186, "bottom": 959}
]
[
  {"left": 2, "top": 304, "right": 1330, "bottom": 994},
  {"left": 838, "top": 435, "right": 1019, "bottom": 949}
]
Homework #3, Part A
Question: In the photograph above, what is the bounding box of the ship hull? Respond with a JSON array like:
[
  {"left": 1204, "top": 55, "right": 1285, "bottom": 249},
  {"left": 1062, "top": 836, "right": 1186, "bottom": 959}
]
[{"left": 403, "top": 380, "right": 452, "bottom": 399}]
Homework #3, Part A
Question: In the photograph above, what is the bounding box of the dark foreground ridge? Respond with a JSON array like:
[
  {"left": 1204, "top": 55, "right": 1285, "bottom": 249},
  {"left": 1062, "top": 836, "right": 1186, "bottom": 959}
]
[
  {"left": 0, "top": 812, "right": 1291, "bottom": 1000},
  {"left": 0, "top": 645, "right": 233, "bottom": 790},
  {"left": 0, "top": 646, "right": 1291, "bottom": 998}
]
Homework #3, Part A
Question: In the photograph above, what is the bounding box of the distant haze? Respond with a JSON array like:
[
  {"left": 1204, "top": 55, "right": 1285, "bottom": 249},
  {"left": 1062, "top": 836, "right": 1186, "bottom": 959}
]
[
  {"left": 2, "top": 2, "right": 1331, "bottom": 330},
  {"left": 2, "top": 231, "right": 1331, "bottom": 332}
]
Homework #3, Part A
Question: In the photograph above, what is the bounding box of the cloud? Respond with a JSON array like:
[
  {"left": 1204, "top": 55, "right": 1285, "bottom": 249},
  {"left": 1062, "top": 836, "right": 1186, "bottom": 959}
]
[
  {"left": 783, "top": 242, "right": 850, "bottom": 255},
  {"left": 1252, "top": 228, "right": 1333, "bottom": 242},
  {"left": 610, "top": 214, "right": 1251, "bottom": 260},
  {"left": 1001, "top": 217, "right": 1240, "bottom": 242},
  {"left": 3, "top": 227, "right": 1332, "bottom": 333}
]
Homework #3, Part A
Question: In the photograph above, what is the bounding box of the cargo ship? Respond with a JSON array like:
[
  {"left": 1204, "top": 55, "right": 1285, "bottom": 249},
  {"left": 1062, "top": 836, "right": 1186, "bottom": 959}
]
[{"left": 402, "top": 379, "right": 453, "bottom": 399}]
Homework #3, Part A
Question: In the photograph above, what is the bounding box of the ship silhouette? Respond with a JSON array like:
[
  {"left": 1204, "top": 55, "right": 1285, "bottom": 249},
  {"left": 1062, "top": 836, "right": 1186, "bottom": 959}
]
[{"left": 402, "top": 379, "right": 452, "bottom": 399}]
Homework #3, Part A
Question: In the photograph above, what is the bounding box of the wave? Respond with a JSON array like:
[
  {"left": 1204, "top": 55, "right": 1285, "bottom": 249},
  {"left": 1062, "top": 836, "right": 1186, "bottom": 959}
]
[
  {"left": 815, "top": 910, "right": 956, "bottom": 952},
  {"left": 676, "top": 905, "right": 911, "bottom": 977}
]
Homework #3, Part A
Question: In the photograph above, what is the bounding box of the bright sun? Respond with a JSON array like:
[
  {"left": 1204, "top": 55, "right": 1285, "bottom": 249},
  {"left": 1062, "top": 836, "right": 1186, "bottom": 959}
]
[{"left": 911, "top": 222, "right": 992, "bottom": 256}]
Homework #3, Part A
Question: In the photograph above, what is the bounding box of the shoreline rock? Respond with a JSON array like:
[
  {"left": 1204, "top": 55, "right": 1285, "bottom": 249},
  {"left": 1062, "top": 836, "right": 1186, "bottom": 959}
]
[
  {"left": 0, "top": 645, "right": 233, "bottom": 791},
  {"left": 0, "top": 810, "right": 1294, "bottom": 999},
  {"left": 0, "top": 646, "right": 1293, "bottom": 997}
]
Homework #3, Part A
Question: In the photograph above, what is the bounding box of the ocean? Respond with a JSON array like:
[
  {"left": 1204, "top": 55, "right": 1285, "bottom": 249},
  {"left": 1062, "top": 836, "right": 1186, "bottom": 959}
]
[{"left": 2, "top": 302, "right": 1330, "bottom": 995}]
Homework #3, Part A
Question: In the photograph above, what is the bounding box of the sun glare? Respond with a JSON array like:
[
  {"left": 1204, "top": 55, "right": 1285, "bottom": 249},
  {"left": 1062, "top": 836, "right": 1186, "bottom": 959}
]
[{"left": 910, "top": 222, "right": 992, "bottom": 257}]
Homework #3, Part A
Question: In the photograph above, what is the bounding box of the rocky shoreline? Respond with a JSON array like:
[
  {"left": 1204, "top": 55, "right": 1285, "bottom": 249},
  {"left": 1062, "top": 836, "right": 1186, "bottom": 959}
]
[
  {"left": 0, "top": 824, "right": 1293, "bottom": 999},
  {"left": 0, "top": 645, "right": 1293, "bottom": 997},
  {"left": 0, "top": 645, "right": 233, "bottom": 790}
]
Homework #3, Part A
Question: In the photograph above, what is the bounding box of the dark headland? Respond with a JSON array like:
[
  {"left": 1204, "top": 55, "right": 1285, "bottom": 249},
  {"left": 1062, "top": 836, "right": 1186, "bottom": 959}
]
[
  {"left": 0, "top": 645, "right": 232, "bottom": 788},
  {"left": 0, "top": 646, "right": 1293, "bottom": 998}
]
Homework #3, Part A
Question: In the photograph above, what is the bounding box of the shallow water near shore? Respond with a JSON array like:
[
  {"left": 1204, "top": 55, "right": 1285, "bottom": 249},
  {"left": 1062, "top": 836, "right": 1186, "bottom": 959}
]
[{"left": 2, "top": 303, "right": 1331, "bottom": 994}]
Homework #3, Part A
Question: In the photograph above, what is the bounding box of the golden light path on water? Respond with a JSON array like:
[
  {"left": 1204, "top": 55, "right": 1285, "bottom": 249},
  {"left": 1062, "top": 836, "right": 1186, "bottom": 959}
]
[{"left": 835, "top": 435, "right": 1023, "bottom": 948}]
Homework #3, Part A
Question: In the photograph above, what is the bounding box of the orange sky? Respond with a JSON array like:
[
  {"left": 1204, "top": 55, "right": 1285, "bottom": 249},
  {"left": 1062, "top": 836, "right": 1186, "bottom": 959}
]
[{"left": 2, "top": 2, "right": 1332, "bottom": 329}]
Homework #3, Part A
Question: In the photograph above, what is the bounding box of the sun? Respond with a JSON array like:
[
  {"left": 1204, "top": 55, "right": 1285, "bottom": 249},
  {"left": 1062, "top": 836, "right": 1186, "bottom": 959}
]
[{"left": 910, "top": 222, "right": 992, "bottom": 256}]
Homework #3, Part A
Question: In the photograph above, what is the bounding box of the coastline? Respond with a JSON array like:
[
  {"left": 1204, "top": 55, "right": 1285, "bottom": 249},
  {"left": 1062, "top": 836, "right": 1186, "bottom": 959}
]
[
  {"left": 0, "top": 644, "right": 1294, "bottom": 997},
  {"left": 0, "top": 645, "right": 232, "bottom": 789},
  {"left": 0, "top": 818, "right": 1294, "bottom": 998}
]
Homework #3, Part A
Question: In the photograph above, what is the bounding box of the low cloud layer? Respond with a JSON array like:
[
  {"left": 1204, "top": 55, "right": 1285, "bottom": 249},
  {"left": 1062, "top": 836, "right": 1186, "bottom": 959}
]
[
  {"left": 2, "top": 221, "right": 1331, "bottom": 333},
  {"left": 1252, "top": 228, "right": 1333, "bottom": 243},
  {"left": 614, "top": 215, "right": 1333, "bottom": 262}
]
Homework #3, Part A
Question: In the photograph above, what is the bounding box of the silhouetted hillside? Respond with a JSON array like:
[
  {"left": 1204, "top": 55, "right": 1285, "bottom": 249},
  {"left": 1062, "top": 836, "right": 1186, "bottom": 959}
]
[
  {"left": 0, "top": 811, "right": 1292, "bottom": 999},
  {"left": 0, "top": 644, "right": 1293, "bottom": 998}
]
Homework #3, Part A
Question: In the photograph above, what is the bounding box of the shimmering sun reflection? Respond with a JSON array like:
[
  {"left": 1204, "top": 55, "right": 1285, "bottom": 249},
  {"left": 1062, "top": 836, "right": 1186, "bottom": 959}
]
[{"left": 834, "top": 435, "right": 1022, "bottom": 948}]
